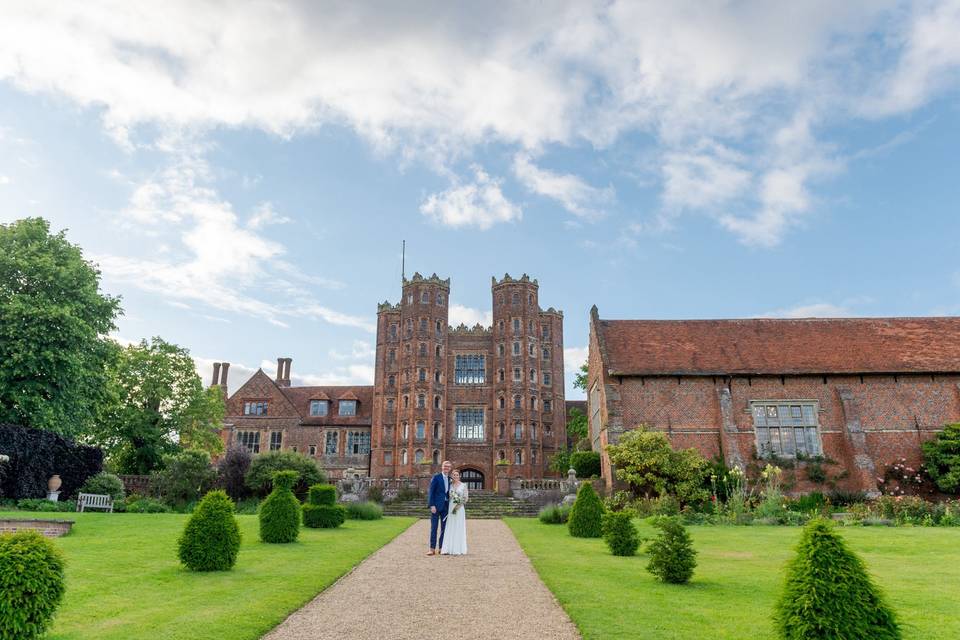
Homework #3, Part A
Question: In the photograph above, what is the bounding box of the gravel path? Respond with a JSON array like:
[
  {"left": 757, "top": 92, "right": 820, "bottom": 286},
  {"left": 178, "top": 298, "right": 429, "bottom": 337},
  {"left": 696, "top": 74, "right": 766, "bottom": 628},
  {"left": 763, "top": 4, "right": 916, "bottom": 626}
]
[{"left": 263, "top": 519, "right": 580, "bottom": 640}]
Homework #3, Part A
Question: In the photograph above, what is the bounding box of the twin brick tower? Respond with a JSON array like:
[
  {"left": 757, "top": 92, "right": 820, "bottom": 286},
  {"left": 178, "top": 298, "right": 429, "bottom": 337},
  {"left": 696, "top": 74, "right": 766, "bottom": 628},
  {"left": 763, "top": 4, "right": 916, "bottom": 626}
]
[{"left": 369, "top": 273, "right": 567, "bottom": 485}]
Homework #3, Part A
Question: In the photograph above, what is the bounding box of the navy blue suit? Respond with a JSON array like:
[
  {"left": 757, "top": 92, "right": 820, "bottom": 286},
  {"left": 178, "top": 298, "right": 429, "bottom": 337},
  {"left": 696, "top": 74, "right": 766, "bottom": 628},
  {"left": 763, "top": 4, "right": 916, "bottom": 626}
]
[{"left": 428, "top": 472, "right": 449, "bottom": 549}]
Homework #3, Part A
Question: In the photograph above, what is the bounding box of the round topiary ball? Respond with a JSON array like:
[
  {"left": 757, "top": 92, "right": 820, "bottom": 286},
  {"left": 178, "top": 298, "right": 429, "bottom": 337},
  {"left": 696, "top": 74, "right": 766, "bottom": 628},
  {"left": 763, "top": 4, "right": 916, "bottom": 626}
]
[
  {"left": 177, "top": 490, "right": 241, "bottom": 571},
  {"left": 568, "top": 482, "right": 604, "bottom": 538},
  {"left": 775, "top": 518, "right": 901, "bottom": 639},
  {"left": 259, "top": 470, "right": 302, "bottom": 543},
  {"left": 602, "top": 511, "right": 640, "bottom": 556},
  {"left": 0, "top": 530, "right": 66, "bottom": 639}
]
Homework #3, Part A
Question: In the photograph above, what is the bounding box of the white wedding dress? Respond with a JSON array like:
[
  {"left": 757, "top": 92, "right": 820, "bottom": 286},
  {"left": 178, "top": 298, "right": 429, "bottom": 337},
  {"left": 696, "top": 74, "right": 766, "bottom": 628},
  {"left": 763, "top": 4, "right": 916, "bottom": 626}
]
[{"left": 440, "top": 482, "right": 468, "bottom": 555}]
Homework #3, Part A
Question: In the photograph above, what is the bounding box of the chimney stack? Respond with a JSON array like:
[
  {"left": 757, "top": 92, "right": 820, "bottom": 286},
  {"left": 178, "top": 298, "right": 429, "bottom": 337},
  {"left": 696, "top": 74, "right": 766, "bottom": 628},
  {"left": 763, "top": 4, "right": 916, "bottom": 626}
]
[
  {"left": 284, "top": 358, "right": 292, "bottom": 384},
  {"left": 211, "top": 362, "right": 222, "bottom": 386},
  {"left": 276, "top": 357, "right": 292, "bottom": 387},
  {"left": 220, "top": 362, "right": 230, "bottom": 390}
]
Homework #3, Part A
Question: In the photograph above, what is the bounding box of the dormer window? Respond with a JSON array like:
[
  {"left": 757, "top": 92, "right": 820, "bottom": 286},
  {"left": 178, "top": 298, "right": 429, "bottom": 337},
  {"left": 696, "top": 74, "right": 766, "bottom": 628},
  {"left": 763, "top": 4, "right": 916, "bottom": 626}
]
[
  {"left": 309, "top": 400, "right": 329, "bottom": 417},
  {"left": 243, "top": 401, "right": 268, "bottom": 416},
  {"left": 339, "top": 400, "right": 357, "bottom": 416}
]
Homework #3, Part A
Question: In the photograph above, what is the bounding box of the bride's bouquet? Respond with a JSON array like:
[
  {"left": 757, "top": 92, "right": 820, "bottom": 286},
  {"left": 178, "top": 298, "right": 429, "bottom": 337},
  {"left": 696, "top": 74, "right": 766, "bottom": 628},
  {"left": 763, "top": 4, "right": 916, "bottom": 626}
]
[{"left": 450, "top": 492, "right": 465, "bottom": 514}]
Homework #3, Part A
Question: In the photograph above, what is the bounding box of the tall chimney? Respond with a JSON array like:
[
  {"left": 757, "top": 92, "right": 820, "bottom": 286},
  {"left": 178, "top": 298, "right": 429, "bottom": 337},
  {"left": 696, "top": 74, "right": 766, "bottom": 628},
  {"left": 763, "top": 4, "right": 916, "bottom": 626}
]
[
  {"left": 276, "top": 358, "right": 285, "bottom": 383},
  {"left": 211, "top": 362, "right": 222, "bottom": 386},
  {"left": 220, "top": 362, "right": 230, "bottom": 391},
  {"left": 284, "top": 358, "right": 292, "bottom": 384}
]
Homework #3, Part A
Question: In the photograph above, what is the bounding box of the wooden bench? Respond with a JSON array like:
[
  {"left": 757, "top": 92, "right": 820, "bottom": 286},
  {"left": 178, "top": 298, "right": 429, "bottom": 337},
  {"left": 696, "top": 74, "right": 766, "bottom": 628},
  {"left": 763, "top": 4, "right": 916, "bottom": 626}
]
[{"left": 76, "top": 493, "right": 114, "bottom": 513}]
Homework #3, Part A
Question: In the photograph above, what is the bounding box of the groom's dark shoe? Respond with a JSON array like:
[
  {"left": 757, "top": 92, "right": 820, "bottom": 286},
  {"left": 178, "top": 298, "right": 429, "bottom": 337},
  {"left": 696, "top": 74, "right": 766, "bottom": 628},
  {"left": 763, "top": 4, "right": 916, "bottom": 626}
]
[{"left": 426, "top": 549, "right": 436, "bottom": 556}]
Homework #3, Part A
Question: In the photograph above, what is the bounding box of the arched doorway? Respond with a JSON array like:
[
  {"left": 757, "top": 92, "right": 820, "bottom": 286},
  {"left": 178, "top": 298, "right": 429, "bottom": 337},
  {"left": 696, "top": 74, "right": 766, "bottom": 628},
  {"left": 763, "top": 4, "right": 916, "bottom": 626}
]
[{"left": 460, "top": 468, "right": 484, "bottom": 490}]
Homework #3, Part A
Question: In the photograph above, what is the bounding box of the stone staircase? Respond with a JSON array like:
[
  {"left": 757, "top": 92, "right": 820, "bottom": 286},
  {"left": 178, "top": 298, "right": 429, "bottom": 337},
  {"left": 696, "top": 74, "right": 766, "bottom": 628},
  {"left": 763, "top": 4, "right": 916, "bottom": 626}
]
[{"left": 383, "top": 490, "right": 540, "bottom": 519}]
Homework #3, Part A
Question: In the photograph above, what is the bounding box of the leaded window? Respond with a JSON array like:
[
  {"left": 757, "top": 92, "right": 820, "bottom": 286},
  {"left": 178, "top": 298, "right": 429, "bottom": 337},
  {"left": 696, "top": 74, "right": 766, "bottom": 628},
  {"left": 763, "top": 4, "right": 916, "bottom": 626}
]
[
  {"left": 347, "top": 430, "right": 371, "bottom": 455},
  {"left": 243, "top": 401, "right": 268, "bottom": 416},
  {"left": 416, "top": 420, "right": 425, "bottom": 439},
  {"left": 269, "top": 431, "right": 282, "bottom": 451},
  {"left": 543, "top": 372, "right": 551, "bottom": 386},
  {"left": 309, "top": 400, "right": 328, "bottom": 416},
  {"left": 415, "top": 449, "right": 424, "bottom": 463},
  {"left": 454, "top": 354, "right": 486, "bottom": 384},
  {"left": 339, "top": 400, "right": 357, "bottom": 416},
  {"left": 455, "top": 408, "right": 485, "bottom": 440},
  {"left": 752, "top": 402, "right": 821, "bottom": 458},
  {"left": 237, "top": 431, "right": 260, "bottom": 453},
  {"left": 325, "top": 431, "right": 338, "bottom": 454}
]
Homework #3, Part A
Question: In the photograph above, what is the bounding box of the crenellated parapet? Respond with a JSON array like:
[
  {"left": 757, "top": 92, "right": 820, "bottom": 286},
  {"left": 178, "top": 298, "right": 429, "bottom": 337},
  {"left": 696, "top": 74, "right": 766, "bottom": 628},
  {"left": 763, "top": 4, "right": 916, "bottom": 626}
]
[
  {"left": 403, "top": 272, "right": 451, "bottom": 290},
  {"left": 449, "top": 323, "right": 492, "bottom": 335},
  {"left": 377, "top": 300, "right": 401, "bottom": 313},
  {"left": 491, "top": 273, "right": 539, "bottom": 288},
  {"left": 540, "top": 306, "right": 563, "bottom": 316}
]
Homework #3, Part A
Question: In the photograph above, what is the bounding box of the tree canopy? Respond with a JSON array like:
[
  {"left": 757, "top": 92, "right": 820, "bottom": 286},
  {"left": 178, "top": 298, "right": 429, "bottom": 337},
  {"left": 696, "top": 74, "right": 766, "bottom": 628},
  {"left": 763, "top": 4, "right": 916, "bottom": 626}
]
[
  {"left": 0, "top": 218, "right": 121, "bottom": 437},
  {"left": 606, "top": 426, "right": 710, "bottom": 505}
]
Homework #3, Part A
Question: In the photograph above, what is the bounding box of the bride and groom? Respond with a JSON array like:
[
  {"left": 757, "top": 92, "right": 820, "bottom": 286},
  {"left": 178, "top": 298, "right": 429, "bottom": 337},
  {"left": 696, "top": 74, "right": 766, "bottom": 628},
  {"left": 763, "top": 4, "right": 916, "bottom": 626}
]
[{"left": 427, "top": 460, "right": 469, "bottom": 556}]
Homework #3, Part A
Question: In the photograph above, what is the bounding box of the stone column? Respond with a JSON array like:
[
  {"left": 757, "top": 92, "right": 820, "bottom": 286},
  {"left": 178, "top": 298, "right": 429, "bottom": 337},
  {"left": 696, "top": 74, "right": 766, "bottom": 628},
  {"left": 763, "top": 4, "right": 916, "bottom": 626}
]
[{"left": 716, "top": 387, "right": 745, "bottom": 469}]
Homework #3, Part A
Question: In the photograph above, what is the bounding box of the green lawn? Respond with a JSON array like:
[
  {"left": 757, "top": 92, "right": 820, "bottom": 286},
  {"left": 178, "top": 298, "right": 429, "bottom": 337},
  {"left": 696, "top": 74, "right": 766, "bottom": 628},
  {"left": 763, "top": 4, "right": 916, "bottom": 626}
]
[
  {"left": 2, "top": 511, "right": 414, "bottom": 640},
  {"left": 506, "top": 518, "right": 960, "bottom": 640}
]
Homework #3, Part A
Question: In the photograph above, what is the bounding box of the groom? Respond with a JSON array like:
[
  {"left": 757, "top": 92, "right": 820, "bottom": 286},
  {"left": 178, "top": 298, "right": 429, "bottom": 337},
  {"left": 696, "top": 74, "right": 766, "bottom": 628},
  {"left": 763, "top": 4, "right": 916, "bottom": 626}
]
[{"left": 427, "top": 460, "right": 452, "bottom": 555}]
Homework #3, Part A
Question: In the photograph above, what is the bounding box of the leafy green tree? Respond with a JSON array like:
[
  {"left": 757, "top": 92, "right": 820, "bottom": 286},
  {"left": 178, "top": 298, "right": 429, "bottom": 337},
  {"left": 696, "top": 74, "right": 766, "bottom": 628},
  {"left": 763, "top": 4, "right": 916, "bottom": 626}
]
[
  {"left": 570, "top": 450, "right": 602, "bottom": 478},
  {"left": 573, "top": 362, "right": 588, "bottom": 392},
  {"left": 567, "top": 407, "right": 588, "bottom": 441},
  {"left": 602, "top": 511, "right": 640, "bottom": 556},
  {"left": 245, "top": 451, "right": 326, "bottom": 499},
  {"left": 775, "top": 519, "right": 900, "bottom": 639},
  {"left": 922, "top": 424, "right": 960, "bottom": 494},
  {"left": 153, "top": 449, "right": 218, "bottom": 507},
  {"left": 647, "top": 516, "right": 697, "bottom": 584},
  {"left": 0, "top": 217, "right": 121, "bottom": 437},
  {"left": 606, "top": 426, "right": 710, "bottom": 505},
  {"left": 95, "top": 337, "right": 224, "bottom": 474}
]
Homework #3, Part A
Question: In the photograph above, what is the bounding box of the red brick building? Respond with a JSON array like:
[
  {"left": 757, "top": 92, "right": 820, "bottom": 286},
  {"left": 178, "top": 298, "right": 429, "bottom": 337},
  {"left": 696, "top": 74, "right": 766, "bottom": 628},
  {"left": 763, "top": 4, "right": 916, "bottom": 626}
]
[
  {"left": 370, "top": 273, "right": 567, "bottom": 489},
  {"left": 588, "top": 306, "right": 960, "bottom": 495},
  {"left": 214, "top": 273, "right": 567, "bottom": 486}
]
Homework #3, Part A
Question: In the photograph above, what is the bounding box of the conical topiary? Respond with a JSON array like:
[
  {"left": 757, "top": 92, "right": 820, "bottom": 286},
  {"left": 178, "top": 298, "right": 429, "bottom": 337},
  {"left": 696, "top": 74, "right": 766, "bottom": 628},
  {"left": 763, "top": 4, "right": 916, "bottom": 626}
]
[
  {"left": 259, "top": 470, "right": 301, "bottom": 543},
  {"left": 302, "top": 483, "right": 346, "bottom": 529},
  {"left": 774, "top": 518, "right": 901, "bottom": 639},
  {"left": 602, "top": 511, "right": 640, "bottom": 556},
  {"left": 646, "top": 516, "right": 697, "bottom": 584},
  {"left": 568, "top": 482, "right": 604, "bottom": 538},
  {"left": 177, "top": 490, "right": 241, "bottom": 571}
]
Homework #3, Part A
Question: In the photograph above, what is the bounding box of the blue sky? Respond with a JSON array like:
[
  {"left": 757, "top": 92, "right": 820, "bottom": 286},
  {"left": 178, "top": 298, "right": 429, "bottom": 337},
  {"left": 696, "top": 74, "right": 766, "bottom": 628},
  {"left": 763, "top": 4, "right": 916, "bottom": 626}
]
[{"left": 1, "top": 2, "right": 959, "bottom": 399}]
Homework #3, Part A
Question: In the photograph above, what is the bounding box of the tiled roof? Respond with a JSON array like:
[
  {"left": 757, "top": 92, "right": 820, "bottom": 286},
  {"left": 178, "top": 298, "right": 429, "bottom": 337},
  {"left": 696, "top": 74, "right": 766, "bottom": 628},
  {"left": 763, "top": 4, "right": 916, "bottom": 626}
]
[
  {"left": 279, "top": 385, "right": 374, "bottom": 425},
  {"left": 594, "top": 315, "right": 960, "bottom": 376}
]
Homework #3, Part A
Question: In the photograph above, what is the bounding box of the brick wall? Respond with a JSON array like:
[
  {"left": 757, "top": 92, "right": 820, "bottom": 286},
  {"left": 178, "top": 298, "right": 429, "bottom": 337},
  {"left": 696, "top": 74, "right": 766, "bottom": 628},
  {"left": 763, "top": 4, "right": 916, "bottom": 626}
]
[{"left": 0, "top": 518, "right": 74, "bottom": 538}]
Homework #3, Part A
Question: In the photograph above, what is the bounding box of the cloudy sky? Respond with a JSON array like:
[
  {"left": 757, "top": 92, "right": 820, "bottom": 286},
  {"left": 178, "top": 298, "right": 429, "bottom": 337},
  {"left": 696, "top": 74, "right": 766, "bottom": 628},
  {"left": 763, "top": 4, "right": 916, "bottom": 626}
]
[{"left": 1, "top": 1, "right": 959, "bottom": 399}]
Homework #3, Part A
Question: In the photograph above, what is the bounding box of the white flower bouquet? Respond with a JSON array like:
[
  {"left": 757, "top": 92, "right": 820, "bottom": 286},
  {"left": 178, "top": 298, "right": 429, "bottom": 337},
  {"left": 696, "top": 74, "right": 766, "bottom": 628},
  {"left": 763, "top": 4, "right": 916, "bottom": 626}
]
[{"left": 450, "top": 492, "right": 464, "bottom": 514}]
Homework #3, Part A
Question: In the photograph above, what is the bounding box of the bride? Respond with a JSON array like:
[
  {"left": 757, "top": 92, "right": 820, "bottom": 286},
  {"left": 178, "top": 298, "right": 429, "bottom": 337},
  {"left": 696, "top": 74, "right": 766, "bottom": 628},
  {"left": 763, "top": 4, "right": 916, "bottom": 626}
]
[{"left": 440, "top": 469, "right": 468, "bottom": 555}]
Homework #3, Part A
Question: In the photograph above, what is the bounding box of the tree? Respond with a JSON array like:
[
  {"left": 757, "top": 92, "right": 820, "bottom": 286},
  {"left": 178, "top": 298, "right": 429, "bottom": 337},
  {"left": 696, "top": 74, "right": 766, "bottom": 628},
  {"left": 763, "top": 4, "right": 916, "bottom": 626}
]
[
  {"left": 0, "top": 218, "right": 121, "bottom": 438},
  {"left": 567, "top": 407, "right": 588, "bottom": 441},
  {"left": 774, "top": 519, "right": 900, "bottom": 639},
  {"left": 646, "top": 516, "right": 697, "bottom": 584},
  {"left": 921, "top": 423, "right": 960, "bottom": 494},
  {"left": 573, "top": 362, "right": 588, "bottom": 392},
  {"left": 153, "top": 449, "right": 218, "bottom": 506},
  {"left": 606, "top": 426, "right": 710, "bottom": 505},
  {"left": 245, "top": 451, "right": 326, "bottom": 500},
  {"left": 95, "top": 337, "right": 224, "bottom": 474},
  {"left": 568, "top": 482, "right": 604, "bottom": 538}
]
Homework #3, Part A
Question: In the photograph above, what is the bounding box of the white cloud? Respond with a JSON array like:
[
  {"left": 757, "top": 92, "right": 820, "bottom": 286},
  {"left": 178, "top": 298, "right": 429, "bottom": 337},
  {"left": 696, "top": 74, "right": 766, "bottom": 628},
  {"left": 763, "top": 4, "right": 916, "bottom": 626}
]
[
  {"left": 512, "top": 153, "right": 613, "bottom": 219},
  {"left": 0, "top": 175, "right": 10, "bottom": 185},
  {"left": 760, "top": 296, "right": 874, "bottom": 318},
  {"left": 246, "top": 202, "right": 291, "bottom": 230},
  {"left": 564, "top": 346, "right": 589, "bottom": 372},
  {"left": 329, "top": 340, "right": 376, "bottom": 361},
  {"left": 420, "top": 167, "right": 521, "bottom": 230},
  {"left": 193, "top": 356, "right": 375, "bottom": 396},
  {"left": 448, "top": 304, "right": 493, "bottom": 328}
]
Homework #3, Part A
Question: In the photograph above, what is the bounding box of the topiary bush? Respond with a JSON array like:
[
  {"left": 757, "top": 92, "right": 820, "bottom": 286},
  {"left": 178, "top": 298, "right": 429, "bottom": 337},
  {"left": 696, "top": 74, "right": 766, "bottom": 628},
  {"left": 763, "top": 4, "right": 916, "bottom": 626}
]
[
  {"left": 569, "top": 450, "right": 602, "bottom": 478},
  {"left": 568, "top": 482, "right": 604, "bottom": 538},
  {"left": 922, "top": 423, "right": 960, "bottom": 494},
  {"left": 259, "top": 470, "right": 301, "bottom": 543},
  {"left": 602, "top": 511, "right": 640, "bottom": 556},
  {"left": 177, "top": 490, "right": 241, "bottom": 571},
  {"left": 646, "top": 516, "right": 697, "bottom": 584},
  {"left": 0, "top": 530, "right": 66, "bottom": 639},
  {"left": 538, "top": 504, "right": 571, "bottom": 524},
  {"left": 774, "top": 518, "right": 901, "bottom": 639},
  {"left": 123, "top": 495, "right": 169, "bottom": 513},
  {"left": 79, "top": 472, "right": 125, "bottom": 501},
  {"left": 345, "top": 501, "right": 383, "bottom": 520},
  {"left": 302, "top": 483, "right": 346, "bottom": 529},
  {"left": 245, "top": 451, "right": 325, "bottom": 500}
]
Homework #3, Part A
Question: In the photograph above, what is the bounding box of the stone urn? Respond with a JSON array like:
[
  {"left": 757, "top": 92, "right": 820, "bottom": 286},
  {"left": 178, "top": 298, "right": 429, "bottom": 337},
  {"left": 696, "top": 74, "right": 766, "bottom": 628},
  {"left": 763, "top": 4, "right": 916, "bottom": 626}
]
[{"left": 48, "top": 475, "right": 62, "bottom": 493}]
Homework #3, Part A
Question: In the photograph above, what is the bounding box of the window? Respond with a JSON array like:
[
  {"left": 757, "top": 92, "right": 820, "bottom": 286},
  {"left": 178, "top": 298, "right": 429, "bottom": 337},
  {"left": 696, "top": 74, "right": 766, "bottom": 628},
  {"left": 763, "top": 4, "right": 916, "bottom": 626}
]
[
  {"left": 531, "top": 449, "right": 537, "bottom": 463},
  {"left": 529, "top": 343, "right": 535, "bottom": 357},
  {"left": 418, "top": 368, "right": 426, "bottom": 382},
  {"left": 243, "top": 401, "right": 268, "bottom": 416},
  {"left": 530, "top": 396, "right": 538, "bottom": 410},
  {"left": 419, "top": 343, "right": 427, "bottom": 356},
  {"left": 421, "top": 291, "right": 429, "bottom": 303},
  {"left": 347, "top": 431, "right": 371, "bottom": 455},
  {"left": 417, "top": 394, "right": 425, "bottom": 409},
  {"left": 416, "top": 420, "right": 425, "bottom": 439},
  {"left": 454, "top": 354, "right": 486, "bottom": 384},
  {"left": 455, "top": 408, "right": 485, "bottom": 440},
  {"left": 498, "top": 369, "right": 505, "bottom": 382},
  {"left": 325, "top": 431, "right": 338, "bottom": 454},
  {"left": 435, "top": 345, "right": 442, "bottom": 357},
  {"left": 419, "top": 318, "right": 427, "bottom": 331},
  {"left": 437, "top": 293, "right": 445, "bottom": 305},
  {"left": 752, "top": 402, "right": 821, "bottom": 458},
  {"left": 402, "top": 395, "right": 409, "bottom": 409},
  {"left": 436, "top": 319, "right": 443, "bottom": 334},
  {"left": 498, "top": 449, "right": 506, "bottom": 461},
  {"left": 404, "top": 344, "right": 411, "bottom": 355},
  {"left": 415, "top": 449, "right": 424, "bottom": 463},
  {"left": 514, "top": 449, "right": 523, "bottom": 464},
  {"left": 528, "top": 293, "right": 533, "bottom": 304},
  {"left": 308, "top": 444, "right": 317, "bottom": 456},
  {"left": 512, "top": 292, "right": 520, "bottom": 304},
  {"left": 433, "top": 422, "right": 441, "bottom": 439},
  {"left": 545, "top": 423, "right": 552, "bottom": 435},
  {"left": 513, "top": 342, "right": 521, "bottom": 355},
  {"left": 434, "top": 369, "right": 441, "bottom": 382},
  {"left": 513, "top": 318, "right": 521, "bottom": 333},
  {"left": 434, "top": 395, "right": 441, "bottom": 409},
  {"left": 386, "top": 398, "right": 395, "bottom": 412},
  {"left": 407, "top": 294, "right": 413, "bottom": 305},
  {"left": 498, "top": 396, "right": 505, "bottom": 409},
  {"left": 384, "top": 451, "right": 393, "bottom": 464},
  {"left": 531, "top": 422, "right": 537, "bottom": 439},
  {"left": 543, "top": 399, "right": 552, "bottom": 412},
  {"left": 432, "top": 449, "right": 440, "bottom": 464},
  {"left": 309, "top": 400, "right": 328, "bottom": 416},
  {"left": 401, "top": 450, "right": 408, "bottom": 465},
  {"left": 339, "top": 400, "right": 357, "bottom": 416},
  {"left": 406, "top": 319, "right": 413, "bottom": 335},
  {"left": 270, "top": 431, "right": 282, "bottom": 451},
  {"left": 389, "top": 324, "right": 398, "bottom": 339},
  {"left": 513, "top": 395, "right": 521, "bottom": 410},
  {"left": 542, "top": 325, "right": 550, "bottom": 340},
  {"left": 498, "top": 320, "right": 504, "bottom": 333},
  {"left": 530, "top": 369, "right": 537, "bottom": 383},
  {"left": 542, "top": 347, "right": 550, "bottom": 360},
  {"left": 388, "top": 348, "right": 396, "bottom": 362},
  {"left": 498, "top": 423, "right": 505, "bottom": 438},
  {"left": 514, "top": 422, "right": 523, "bottom": 439},
  {"left": 237, "top": 431, "right": 260, "bottom": 453},
  {"left": 498, "top": 344, "right": 505, "bottom": 357},
  {"left": 529, "top": 320, "right": 534, "bottom": 332},
  {"left": 403, "top": 370, "right": 409, "bottom": 383},
  {"left": 513, "top": 367, "right": 522, "bottom": 382},
  {"left": 543, "top": 372, "right": 551, "bottom": 386},
  {"left": 403, "top": 422, "right": 409, "bottom": 439}
]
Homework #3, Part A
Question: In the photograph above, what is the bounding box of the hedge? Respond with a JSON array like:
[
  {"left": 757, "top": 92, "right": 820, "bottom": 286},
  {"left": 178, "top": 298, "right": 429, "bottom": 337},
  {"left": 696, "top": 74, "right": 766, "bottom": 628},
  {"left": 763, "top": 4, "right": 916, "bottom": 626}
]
[{"left": 0, "top": 423, "right": 102, "bottom": 500}]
